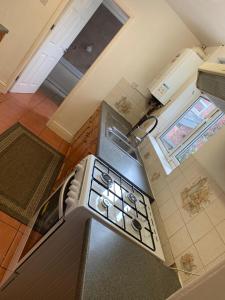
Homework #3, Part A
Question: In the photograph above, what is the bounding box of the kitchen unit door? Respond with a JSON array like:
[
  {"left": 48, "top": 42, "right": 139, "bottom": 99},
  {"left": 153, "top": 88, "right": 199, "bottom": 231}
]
[{"left": 0, "top": 212, "right": 87, "bottom": 300}]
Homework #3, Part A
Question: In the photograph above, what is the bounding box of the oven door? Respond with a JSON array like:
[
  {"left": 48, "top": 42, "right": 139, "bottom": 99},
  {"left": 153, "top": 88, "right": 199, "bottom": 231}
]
[{"left": 17, "top": 171, "right": 76, "bottom": 266}]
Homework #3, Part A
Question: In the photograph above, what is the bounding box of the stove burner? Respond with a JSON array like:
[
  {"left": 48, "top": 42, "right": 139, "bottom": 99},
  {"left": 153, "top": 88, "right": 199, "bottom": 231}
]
[
  {"left": 131, "top": 218, "right": 142, "bottom": 231},
  {"left": 101, "top": 197, "right": 111, "bottom": 209},
  {"left": 101, "top": 173, "right": 113, "bottom": 187},
  {"left": 127, "top": 192, "right": 138, "bottom": 204}
]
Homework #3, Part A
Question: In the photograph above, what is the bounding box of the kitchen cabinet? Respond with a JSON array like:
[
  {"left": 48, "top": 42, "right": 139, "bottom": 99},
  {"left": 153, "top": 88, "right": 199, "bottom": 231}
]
[
  {"left": 0, "top": 211, "right": 86, "bottom": 300},
  {"left": 79, "top": 219, "right": 181, "bottom": 299},
  {"left": 55, "top": 106, "right": 100, "bottom": 186}
]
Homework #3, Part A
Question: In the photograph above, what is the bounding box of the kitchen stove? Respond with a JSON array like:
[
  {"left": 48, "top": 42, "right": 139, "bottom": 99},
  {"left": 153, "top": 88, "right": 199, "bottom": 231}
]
[
  {"left": 3, "top": 154, "right": 164, "bottom": 287},
  {"left": 86, "top": 158, "right": 164, "bottom": 260}
]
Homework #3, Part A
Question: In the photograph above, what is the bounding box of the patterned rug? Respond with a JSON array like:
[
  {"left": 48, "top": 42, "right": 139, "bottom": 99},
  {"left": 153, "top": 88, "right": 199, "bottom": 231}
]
[{"left": 0, "top": 123, "right": 64, "bottom": 224}]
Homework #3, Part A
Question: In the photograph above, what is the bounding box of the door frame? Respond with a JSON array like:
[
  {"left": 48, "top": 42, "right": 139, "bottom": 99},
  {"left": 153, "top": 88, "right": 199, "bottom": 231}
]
[
  {"left": 1, "top": 0, "right": 70, "bottom": 93},
  {"left": 8, "top": 0, "right": 131, "bottom": 94},
  {"left": 10, "top": 0, "right": 103, "bottom": 94}
]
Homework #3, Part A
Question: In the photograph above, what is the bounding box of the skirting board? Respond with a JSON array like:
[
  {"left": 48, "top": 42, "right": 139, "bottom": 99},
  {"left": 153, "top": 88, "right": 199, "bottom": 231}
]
[
  {"left": 0, "top": 80, "right": 8, "bottom": 93},
  {"left": 47, "top": 120, "right": 73, "bottom": 143}
]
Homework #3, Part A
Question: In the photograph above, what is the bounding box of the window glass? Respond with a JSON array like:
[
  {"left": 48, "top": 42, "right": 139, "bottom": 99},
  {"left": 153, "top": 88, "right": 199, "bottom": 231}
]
[
  {"left": 176, "top": 113, "right": 225, "bottom": 162},
  {"left": 160, "top": 97, "right": 216, "bottom": 152}
]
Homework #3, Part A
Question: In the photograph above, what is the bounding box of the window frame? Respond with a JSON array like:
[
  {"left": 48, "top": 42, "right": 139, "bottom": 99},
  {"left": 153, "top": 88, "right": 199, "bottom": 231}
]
[{"left": 156, "top": 96, "right": 223, "bottom": 167}]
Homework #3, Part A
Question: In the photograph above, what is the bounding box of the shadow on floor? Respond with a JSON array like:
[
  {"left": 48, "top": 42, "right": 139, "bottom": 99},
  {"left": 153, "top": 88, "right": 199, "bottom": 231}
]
[{"left": 38, "top": 84, "right": 64, "bottom": 106}]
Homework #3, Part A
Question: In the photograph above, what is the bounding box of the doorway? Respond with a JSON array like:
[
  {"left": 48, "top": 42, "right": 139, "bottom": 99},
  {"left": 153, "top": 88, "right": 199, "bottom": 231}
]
[
  {"left": 11, "top": 0, "right": 128, "bottom": 107},
  {"left": 39, "top": 1, "right": 128, "bottom": 105}
]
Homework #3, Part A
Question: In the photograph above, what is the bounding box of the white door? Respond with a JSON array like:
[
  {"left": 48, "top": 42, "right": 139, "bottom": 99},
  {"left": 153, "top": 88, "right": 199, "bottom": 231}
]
[{"left": 11, "top": 0, "right": 103, "bottom": 93}]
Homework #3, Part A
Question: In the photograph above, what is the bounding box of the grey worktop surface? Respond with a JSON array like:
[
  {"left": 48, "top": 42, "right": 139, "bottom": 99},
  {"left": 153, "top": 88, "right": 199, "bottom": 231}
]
[
  {"left": 0, "top": 24, "right": 9, "bottom": 33},
  {"left": 97, "top": 101, "right": 153, "bottom": 198},
  {"left": 79, "top": 219, "right": 181, "bottom": 300}
]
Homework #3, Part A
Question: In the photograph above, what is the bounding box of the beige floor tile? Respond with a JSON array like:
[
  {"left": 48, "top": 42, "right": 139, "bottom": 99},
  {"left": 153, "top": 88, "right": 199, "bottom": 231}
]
[
  {"left": 175, "top": 245, "right": 204, "bottom": 284},
  {"left": 179, "top": 204, "right": 202, "bottom": 224},
  {"left": 182, "top": 268, "right": 205, "bottom": 286},
  {"left": 164, "top": 209, "right": 184, "bottom": 238},
  {"left": 179, "top": 156, "right": 195, "bottom": 171},
  {"left": 208, "top": 180, "right": 225, "bottom": 200},
  {"left": 153, "top": 210, "right": 169, "bottom": 246},
  {"left": 166, "top": 167, "right": 183, "bottom": 184},
  {"left": 205, "top": 194, "right": 225, "bottom": 226},
  {"left": 169, "top": 180, "right": 189, "bottom": 209},
  {"left": 195, "top": 229, "right": 225, "bottom": 266},
  {"left": 172, "top": 190, "right": 185, "bottom": 209},
  {"left": 186, "top": 211, "right": 213, "bottom": 243},
  {"left": 155, "top": 186, "right": 174, "bottom": 208},
  {"left": 205, "top": 252, "right": 225, "bottom": 271},
  {"left": 150, "top": 175, "right": 168, "bottom": 195},
  {"left": 182, "top": 163, "right": 205, "bottom": 185},
  {"left": 167, "top": 173, "right": 188, "bottom": 196},
  {"left": 162, "top": 242, "right": 175, "bottom": 266},
  {"left": 159, "top": 198, "right": 177, "bottom": 220},
  {"left": 216, "top": 220, "right": 225, "bottom": 244},
  {"left": 169, "top": 227, "right": 193, "bottom": 258}
]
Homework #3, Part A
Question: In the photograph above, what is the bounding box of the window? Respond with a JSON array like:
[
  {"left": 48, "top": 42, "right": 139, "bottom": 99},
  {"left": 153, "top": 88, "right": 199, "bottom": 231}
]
[{"left": 157, "top": 96, "right": 225, "bottom": 167}]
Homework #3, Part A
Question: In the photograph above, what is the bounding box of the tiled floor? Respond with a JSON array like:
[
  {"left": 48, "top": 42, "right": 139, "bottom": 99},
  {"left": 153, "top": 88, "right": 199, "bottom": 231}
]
[
  {"left": 0, "top": 91, "right": 70, "bottom": 283},
  {"left": 141, "top": 142, "right": 225, "bottom": 287}
]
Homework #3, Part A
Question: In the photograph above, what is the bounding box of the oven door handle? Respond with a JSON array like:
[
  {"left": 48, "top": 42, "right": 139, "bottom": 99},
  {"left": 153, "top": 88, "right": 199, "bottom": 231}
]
[{"left": 58, "top": 170, "right": 77, "bottom": 219}]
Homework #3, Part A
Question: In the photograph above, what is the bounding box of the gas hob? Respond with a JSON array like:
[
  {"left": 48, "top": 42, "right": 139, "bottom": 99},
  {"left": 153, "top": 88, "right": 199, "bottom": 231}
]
[{"left": 86, "top": 158, "right": 164, "bottom": 261}]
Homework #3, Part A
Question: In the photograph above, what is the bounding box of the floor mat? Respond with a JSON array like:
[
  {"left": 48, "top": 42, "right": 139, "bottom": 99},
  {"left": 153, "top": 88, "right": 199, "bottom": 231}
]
[{"left": 0, "top": 123, "right": 64, "bottom": 224}]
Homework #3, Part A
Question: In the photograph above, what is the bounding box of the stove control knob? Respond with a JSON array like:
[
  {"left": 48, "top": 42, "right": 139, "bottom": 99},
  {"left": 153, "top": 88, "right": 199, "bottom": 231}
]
[
  {"left": 65, "top": 197, "right": 74, "bottom": 208},
  {"left": 76, "top": 163, "right": 84, "bottom": 172},
  {"left": 69, "top": 185, "right": 79, "bottom": 193},
  {"left": 67, "top": 190, "right": 77, "bottom": 199},
  {"left": 71, "top": 179, "right": 80, "bottom": 187}
]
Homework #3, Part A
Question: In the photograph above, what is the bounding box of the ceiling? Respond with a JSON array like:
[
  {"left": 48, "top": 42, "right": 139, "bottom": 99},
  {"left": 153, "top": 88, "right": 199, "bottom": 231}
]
[{"left": 166, "top": 0, "right": 225, "bottom": 46}]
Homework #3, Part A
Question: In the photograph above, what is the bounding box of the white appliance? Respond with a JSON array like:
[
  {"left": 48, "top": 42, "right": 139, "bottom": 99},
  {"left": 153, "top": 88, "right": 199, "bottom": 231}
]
[
  {"left": 149, "top": 48, "right": 204, "bottom": 105},
  {"left": 1, "top": 155, "right": 164, "bottom": 298},
  {"left": 197, "top": 56, "right": 225, "bottom": 112}
]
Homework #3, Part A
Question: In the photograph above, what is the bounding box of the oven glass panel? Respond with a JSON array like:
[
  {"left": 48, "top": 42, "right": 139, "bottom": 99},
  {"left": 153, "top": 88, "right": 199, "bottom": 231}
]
[{"left": 19, "top": 188, "right": 62, "bottom": 261}]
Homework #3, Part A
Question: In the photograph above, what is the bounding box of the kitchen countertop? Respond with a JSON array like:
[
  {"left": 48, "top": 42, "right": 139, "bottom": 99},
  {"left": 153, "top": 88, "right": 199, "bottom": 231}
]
[
  {"left": 97, "top": 101, "right": 153, "bottom": 198},
  {"left": 78, "top": 218, "right": 181, "bottom": 300}
]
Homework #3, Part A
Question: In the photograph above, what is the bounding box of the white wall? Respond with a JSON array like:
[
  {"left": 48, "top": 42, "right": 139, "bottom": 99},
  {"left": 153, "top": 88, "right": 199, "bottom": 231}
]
[
  {"left": 48, "top": 0, "right": 200, "bottom": 141},
  {"left": 166, "top": 0, "right": 225, "bottom": 46},
  {"left": 194, "top": 125, "right": 225, "bottom": 194}
]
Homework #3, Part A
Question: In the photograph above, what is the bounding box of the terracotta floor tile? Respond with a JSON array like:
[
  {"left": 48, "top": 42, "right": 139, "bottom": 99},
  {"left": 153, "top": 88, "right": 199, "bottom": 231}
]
[
  {"left": 0, "top": 121, "right": 14, "bottom": 135},
  {"left": 0, "top": 90, "right": 67, "bottom": 270},
  {"left": 3, "top": 92, "right": 45, "bottom": 110},
  {"left": 1, "top": 231, "right": 23, "bottom": 269},
  {"left": 33, "top": 98, "right": 58, "bottom": 118},
  {"left": 19, "top": 224, "right": 29, "bottom": 234},
  {"left": 0, "top": 221, "right": 17, "bottom": 264},
  {"left": 39, "top": 127, "right": 64, "bottom": 150},
  {"left": 0, "top": 212, "right": 21, "bottom": 230},
  {"left": 0, "top": 101, "right": 25, "bottom": 121},
  {"left": 19, "top": 110, "right": 48, "bottom": 135},
  {"left": 0, "top": 93, "right": 8, "bottom": 103},
  {"left": 58, "top": 140, "right": 70, "bottom": 155},
  {"left": 0, "top": 267, "right": 6, "bottom": 283}
]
